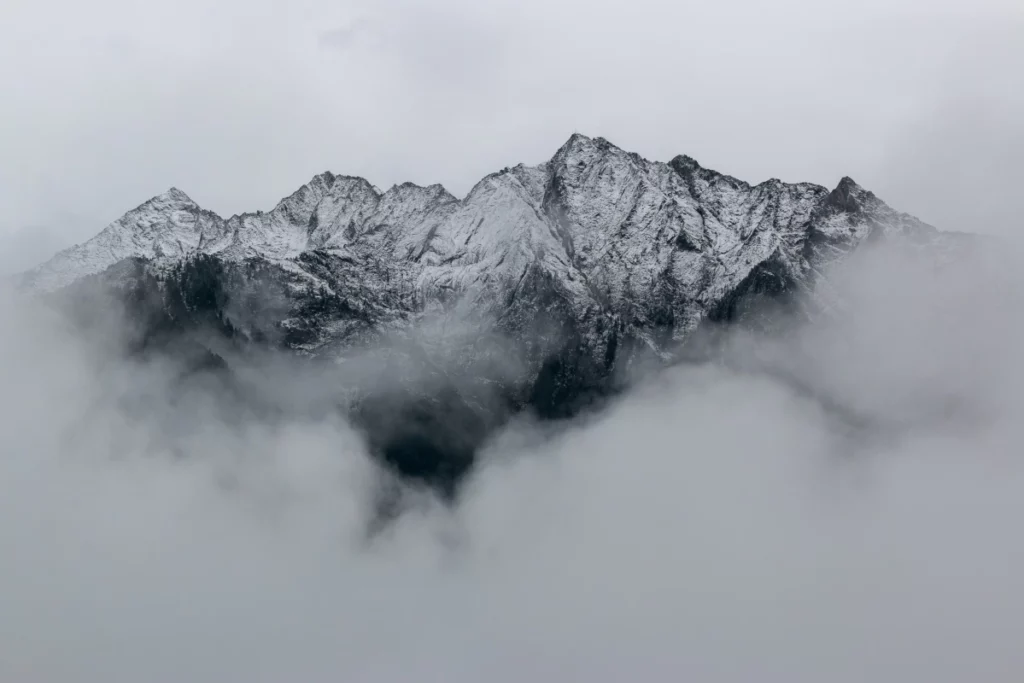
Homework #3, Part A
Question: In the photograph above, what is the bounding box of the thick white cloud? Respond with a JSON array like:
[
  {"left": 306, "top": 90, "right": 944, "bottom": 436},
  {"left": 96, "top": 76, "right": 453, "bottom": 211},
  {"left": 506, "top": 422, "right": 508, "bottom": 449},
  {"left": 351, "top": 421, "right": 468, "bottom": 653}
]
[{"left": 1, "top": 234, "right": 1023, "bottom": 681}]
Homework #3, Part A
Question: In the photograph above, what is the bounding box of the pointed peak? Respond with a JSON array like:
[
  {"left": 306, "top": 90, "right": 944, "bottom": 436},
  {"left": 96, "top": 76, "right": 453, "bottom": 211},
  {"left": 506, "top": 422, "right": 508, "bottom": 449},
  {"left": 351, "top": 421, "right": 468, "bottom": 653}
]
[
  {"left": 312, "top": 170, "right": 337, "bottom": 186},
  {"left": 159, "top": 187, "right": 194, "bottom": 203},
  {"left": 134, "top": 187, "right": 196, "bottom": 211},
  {"left": 836, "top": 176, "right": 862, "bottom": 192},
  {"left": 557, "top": 133, "right": 625, "bottom": 151},
  {"left": 824, "top": 176, "right": 875, "bottom": 214},
  {"left": 553, "top": 132, "right": 592, "bottom": 158},
  {"left": 300, "top": 172, "right": 381, "bottom": 196},
  {"left": 670, "top": 154, "right": 703, "bottom": 173},
  {"left": 552, "top": 133, "right": 633, "bottom": 171},
  {"left": 297, "top": 171, "right": 352, "bottom": 196},
  {"left": 277, "top": 173, "right": 378, "bottom": 209},
  {"left": 832, "top": 176, "right": 873, "bottom": 200}
]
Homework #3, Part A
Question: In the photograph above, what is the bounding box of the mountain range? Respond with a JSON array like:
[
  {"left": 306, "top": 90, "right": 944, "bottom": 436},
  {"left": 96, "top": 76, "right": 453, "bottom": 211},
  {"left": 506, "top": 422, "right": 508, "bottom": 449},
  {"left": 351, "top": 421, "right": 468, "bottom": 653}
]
[{"left": 20, "top": 134, "right": 970, "bottom": 496}]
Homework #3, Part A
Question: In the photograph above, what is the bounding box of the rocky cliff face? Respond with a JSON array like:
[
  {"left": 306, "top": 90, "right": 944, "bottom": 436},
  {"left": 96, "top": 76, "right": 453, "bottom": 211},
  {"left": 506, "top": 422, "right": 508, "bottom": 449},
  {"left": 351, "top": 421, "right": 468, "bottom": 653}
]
[{"left": 22, "top": 134, "right": 964, "bottom": 495}]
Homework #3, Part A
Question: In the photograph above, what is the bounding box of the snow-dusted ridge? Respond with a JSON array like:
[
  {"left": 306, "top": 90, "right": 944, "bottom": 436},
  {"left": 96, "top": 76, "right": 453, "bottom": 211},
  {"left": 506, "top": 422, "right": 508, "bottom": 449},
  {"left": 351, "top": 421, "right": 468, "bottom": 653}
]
[
  {"left": 19, "top": 133, "right": 971, "bottom": 491},
  {"left": 23, "top": 132, "right": 957, "bottom": 361},
  {"left": 23, "top": 134, "right": 938, "bottom": 294}
]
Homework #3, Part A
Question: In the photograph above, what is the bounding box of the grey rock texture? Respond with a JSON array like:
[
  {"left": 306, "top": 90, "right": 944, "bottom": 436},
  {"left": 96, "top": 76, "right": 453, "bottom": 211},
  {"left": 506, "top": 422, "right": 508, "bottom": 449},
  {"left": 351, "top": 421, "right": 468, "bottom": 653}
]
[{"left": 22, "top": 134, "right": 966, "bottom": 493}]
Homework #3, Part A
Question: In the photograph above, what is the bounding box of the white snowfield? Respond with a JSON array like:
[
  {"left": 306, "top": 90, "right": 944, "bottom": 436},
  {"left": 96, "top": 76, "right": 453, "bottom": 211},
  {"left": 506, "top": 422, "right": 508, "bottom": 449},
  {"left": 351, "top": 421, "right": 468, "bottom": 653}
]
[{"left": 24, "top": 134, "right": 948, "bottom": 333}]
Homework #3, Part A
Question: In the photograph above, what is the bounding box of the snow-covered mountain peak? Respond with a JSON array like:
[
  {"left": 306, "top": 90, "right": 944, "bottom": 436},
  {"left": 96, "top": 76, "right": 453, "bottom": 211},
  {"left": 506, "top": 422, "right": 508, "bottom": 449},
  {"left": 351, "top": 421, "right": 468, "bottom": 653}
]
[
  {"left": 155, "top": 187, "right": 197, "bottom": 205},
  {"left": 668, "top": 153, "right": 702, "bottom": 173},
  {"left": 23, "top": 134, "right": 948, "bottom": 306},
  {"left": 553, "top": 133, "right": 634, "bottom": 169},
  {"left": 16, "top": 135, "right": 973, "bottom": 497},
  {"left": 823, "top": 176, "right": 876, "bottom": 214}
]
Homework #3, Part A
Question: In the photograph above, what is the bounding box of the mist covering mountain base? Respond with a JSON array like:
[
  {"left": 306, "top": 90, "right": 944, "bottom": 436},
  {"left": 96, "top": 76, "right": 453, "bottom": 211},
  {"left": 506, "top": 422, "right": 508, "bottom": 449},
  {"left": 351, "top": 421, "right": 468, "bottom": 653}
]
[{"left": 24, "top": 135, "right": 972, "bottom": 497}]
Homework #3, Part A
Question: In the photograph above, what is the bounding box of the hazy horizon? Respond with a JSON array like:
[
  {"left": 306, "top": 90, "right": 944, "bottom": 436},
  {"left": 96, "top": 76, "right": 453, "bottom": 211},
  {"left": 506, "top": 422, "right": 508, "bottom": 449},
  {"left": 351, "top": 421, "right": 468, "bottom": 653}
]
[{"left": 2, "top": 0, "right": 1022, "bottom": 273}]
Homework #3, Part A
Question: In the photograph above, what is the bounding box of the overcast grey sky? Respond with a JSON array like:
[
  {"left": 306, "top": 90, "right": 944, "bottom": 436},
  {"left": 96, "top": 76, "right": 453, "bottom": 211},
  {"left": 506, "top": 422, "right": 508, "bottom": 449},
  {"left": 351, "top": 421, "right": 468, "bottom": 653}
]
[
  {"left": 4, "top": 5, "right": 1024, "bottom": 678},
  {"left": 1, "top": 0, "right": 1022, "bottom": 269}
]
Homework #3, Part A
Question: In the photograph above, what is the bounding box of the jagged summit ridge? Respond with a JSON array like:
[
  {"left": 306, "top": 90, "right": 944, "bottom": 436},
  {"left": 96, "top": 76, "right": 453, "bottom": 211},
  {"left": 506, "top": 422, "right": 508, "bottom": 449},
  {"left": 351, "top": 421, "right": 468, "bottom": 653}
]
[
  {"left": 21, "top": 133, "right": 963, "bottom": 492},
  {"left": 24, "top": 133, "right": 940, "bottom": 337}
]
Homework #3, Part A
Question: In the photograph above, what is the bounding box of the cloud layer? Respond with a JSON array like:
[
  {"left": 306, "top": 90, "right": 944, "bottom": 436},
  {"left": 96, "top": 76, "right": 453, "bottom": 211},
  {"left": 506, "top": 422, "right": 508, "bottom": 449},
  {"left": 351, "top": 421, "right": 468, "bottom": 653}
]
[{"left": 1, "top": 234, "right": 1023, "bottom": 681}]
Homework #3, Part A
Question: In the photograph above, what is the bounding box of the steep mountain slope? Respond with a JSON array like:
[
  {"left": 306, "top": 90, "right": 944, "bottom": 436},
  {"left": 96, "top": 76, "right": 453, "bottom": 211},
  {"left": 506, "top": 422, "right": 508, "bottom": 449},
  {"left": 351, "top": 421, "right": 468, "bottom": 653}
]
[{"left": 22, "top": 134, "right": 959, "bottom": 494}]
